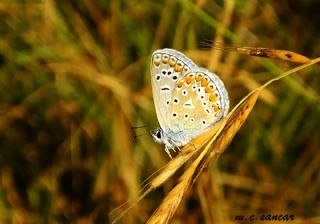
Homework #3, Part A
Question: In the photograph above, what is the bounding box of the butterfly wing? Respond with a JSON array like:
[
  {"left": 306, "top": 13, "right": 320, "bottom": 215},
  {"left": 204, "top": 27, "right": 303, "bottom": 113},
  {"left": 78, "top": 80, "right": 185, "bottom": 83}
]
[
  {"left": 167, "top": 68, "right": 229, "bottom": 140},
  {"left": 150, "top": 49, "right": 197, "bottom": 132}
]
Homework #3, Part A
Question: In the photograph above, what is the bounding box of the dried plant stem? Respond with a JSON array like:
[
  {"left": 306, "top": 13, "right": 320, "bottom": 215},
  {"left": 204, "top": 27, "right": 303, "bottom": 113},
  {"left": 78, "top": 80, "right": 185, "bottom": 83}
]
[{"left": 146, "top": 57, "right": 320, "bottom": 223}]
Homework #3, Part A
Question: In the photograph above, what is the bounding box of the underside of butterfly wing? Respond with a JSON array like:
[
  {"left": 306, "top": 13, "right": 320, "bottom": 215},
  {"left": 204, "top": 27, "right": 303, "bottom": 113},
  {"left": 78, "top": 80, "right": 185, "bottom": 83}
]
[
  {"left": 150, "top": 49, "right": 197, "bottom": 132},
  {"left": 167, "top": 69, "right": 229, "bottom": 140},
  {"left": 150, "top": 48, "right": 229, "bottom": 154}
]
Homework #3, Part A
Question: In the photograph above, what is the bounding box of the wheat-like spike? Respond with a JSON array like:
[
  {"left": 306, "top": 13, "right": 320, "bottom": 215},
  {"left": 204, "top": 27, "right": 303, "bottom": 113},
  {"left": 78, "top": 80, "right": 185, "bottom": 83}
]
[
  {"left": 146, "top": 57, "right": 320, "bottom": 224},
  {"left": 149, "top": 120, "right": 223, "bottom": 189},
  {"left": 112, "top": 57, "right": 320, "bottom": 223},
  {"left": 110, "top": 121, "right": 223, "bottom": 223},
  {"left": 194, "top": 57, "right": 320, "bottom": 182},
  {"left": 205, "top": 41, "right": 312, "bottom": 64},
  {"left": 147, "top": 131, "right": 217, "bottom": 224}
]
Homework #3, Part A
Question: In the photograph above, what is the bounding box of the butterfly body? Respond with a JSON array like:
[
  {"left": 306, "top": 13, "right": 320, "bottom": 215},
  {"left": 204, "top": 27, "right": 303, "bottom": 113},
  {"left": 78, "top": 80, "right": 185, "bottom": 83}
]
[{"left": 150, "top": 48, "right": 229, "bottom": 158}]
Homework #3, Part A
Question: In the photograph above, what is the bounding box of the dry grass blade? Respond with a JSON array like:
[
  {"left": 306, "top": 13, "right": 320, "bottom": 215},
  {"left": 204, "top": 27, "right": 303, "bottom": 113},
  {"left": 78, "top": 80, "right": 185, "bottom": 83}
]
[
  {"left": 146, "top": 57, "right": 320, "bottom": 223},
  {"left": 196, "top": 57, "right": 320, "bottom": 179},
  {"left": 146, "top": 130, "right": 220, "bottom": 224},
  {"left": 194, "top": 90, "right": 261, "bottom": 179},
  {"left": 110, "top": 121, "right": 223, "bottom": 223},
  {"left": 2, "top": 1, "right": 320, "bottom": 223},
  {"left": 145, "top": 91, "right": 259, "bottom": 224},
  {"left": 149, "top": 120, "right": 223, "bottom": 189},
  {"left": 237, "top": 48, "right": 312, "bottom": 64},
  {"left": 214, "top": 89, "right": 261, "bottom": 155},
  {"left": 208, "top": 41, "right": 312, "bottom": 64}
]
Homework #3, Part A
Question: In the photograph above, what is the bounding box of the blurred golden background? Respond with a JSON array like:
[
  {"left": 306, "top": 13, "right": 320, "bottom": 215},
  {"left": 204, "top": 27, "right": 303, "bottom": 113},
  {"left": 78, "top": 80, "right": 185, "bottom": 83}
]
[{"left": 0, "top": 0, "right": 319, "bottom": 223}]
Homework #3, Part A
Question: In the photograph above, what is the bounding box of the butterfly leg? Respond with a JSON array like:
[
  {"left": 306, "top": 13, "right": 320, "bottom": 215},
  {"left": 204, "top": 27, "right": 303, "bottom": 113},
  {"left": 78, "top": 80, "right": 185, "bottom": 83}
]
[
  {"left": 164, "top": 146, "right": 173, "bottom": 159},
  {"left": 168, "top": 139, "right": 179, "bottom": 152}
]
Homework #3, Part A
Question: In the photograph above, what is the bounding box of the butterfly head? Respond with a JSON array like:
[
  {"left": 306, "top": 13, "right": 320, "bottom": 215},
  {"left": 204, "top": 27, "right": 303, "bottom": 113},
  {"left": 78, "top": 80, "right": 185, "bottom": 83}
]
[
  {"left": 151, "top": 127, "right": 164, "bottom": 144},
  {"left": 150, "top": 127, "right": 184, "bottom": 158}
]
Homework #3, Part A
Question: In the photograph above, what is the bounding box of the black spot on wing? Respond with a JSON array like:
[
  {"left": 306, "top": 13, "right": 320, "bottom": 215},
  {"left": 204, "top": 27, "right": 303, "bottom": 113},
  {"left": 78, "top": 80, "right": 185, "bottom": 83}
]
[{"left": 161, "top": 87, "right": 170, "bottom": 91}]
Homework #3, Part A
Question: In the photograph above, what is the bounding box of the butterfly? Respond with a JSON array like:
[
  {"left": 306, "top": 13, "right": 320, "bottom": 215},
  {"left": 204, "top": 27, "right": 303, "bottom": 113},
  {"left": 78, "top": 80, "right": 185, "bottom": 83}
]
[{"left": 150, "top": 48, "right": 230, "bottom": 158}]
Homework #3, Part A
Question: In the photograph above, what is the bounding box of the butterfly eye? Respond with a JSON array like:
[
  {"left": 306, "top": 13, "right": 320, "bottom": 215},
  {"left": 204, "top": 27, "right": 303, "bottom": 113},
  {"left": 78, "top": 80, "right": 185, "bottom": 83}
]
[
  {"left": 156, "top": 130, "right": 162, "bottom": 139},
  {"left": 161, "top": 69, "right": 167, "bottom": 76}
]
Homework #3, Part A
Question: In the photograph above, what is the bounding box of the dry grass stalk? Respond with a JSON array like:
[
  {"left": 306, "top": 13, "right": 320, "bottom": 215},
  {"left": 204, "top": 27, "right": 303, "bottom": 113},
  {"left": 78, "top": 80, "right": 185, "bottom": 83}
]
[
  {"left": 208, "top": 42, "right": 312, "bottom": 64},
  {"left": 149, "top": 120, "right": 223, "bottom": 189},
  {"left": 201, "top": 56, "right": 320, "bottom": 167},
  {"left": 110, "top": 121, "right": 223, "bottom": 223},
  {"left": 146, "top": 57, "right": 320, "bottom": 223},
  {"left": 146, "top": 91, "right": 259, "bottom": 224},
  {"left": 112, "top": 57, "right": 320, "bottom": 223},
  {"left": 146, "top": 126, "right": 222, "bottom": 224}
]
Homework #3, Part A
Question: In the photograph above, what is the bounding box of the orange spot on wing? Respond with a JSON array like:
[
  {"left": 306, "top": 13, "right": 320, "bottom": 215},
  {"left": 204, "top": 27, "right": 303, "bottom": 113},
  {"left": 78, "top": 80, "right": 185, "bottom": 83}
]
[
  {"left": 201, "top": 78, "right": 209, "bottom": 87},
  {"left": 185, "top": 76, "right": 193, "bottom": 84},
  {"left": 175, "top": 63, "right": 183, "bottom": 72},
  {"left": 177, "top": 81, "right": 184, "bottom": 88},
  {"left": 213, "top": 104, "right": 220, "bottom": 112},
  {"left": 162, "top": 54, "right": 169, "bottom": 63},
  {"left": 205, "top": 86, "right": 213, "bottom": 93},
  {"left": 195, "top": 76, "right": 203, "bottom": 82},
  {"left": 169, "top": 57, "right": 177, "bottom": 66},
  {"left": 209, "top": 93, "right": 217, "bottom": 102}
]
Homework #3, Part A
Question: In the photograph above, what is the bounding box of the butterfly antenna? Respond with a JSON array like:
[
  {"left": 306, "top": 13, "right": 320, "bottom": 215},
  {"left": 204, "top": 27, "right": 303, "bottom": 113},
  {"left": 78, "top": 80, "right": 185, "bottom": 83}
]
[
  {"left": 131, "top": 125, "right": 156, "bottom": 140},
  {"left": 131, "top": 125, "right": 151, "bottom": 129},
  {"left": 200, "top": 40, "right": 239, "bottom": 52},
  {"left": 200, "top": 39, "right": 214, "bottom": 50},
  {"left": 132, "top": 133, "right": 148, "bottom": 140}
]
